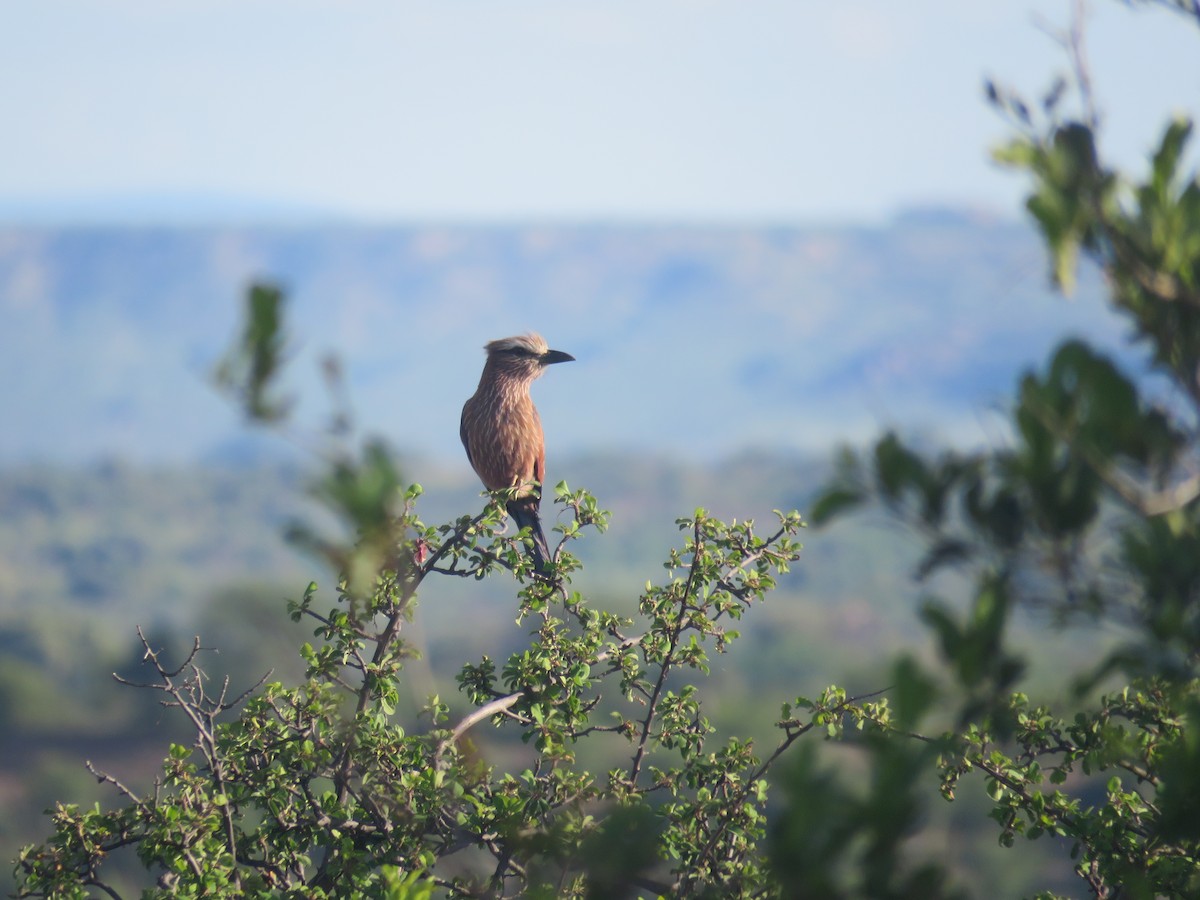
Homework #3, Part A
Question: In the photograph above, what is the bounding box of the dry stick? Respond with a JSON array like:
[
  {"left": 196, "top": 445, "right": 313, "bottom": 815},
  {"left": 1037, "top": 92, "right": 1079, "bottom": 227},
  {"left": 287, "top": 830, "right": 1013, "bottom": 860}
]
[
  {"left": 111, "top": 630, "right": 201, "bottom": 689},
  {"left": 85, "top": 762, "right": 145, "bottom": 807},
  {"left": 113, "top": 629, "right": 245, "bottom": 887}
]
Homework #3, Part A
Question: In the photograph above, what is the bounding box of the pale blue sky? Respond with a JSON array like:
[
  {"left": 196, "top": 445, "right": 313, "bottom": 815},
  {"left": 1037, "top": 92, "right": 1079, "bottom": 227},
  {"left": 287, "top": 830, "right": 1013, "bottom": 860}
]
[{"left": 2, "top": 1, "right": 1198, "bottom": 223}]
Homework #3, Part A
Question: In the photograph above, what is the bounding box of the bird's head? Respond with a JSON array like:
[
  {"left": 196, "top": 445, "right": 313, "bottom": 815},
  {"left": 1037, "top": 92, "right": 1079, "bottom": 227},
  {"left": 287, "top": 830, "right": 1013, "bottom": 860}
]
[{"left": 483, "top": 333, "right": 575, "bottom": 381}]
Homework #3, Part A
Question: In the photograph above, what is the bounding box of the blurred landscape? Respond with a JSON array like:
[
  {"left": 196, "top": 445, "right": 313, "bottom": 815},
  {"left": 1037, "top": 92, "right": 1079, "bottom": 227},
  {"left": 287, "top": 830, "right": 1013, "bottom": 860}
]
[
  {"left": 0, "top": 213, "right": 1127, "bottom": 896},
  {"left": 1, "top": 210, "right": 1123, "bottom": 465}
]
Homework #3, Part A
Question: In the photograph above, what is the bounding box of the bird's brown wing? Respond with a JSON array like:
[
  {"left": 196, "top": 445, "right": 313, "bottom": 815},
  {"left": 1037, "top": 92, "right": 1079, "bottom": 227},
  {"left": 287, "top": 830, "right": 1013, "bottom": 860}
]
[
  {"left": 530, "top": 405, "right": 545, "bottom": 501},
  {"left": 459, "top": 402, "right": 475, "bottom": 472}
]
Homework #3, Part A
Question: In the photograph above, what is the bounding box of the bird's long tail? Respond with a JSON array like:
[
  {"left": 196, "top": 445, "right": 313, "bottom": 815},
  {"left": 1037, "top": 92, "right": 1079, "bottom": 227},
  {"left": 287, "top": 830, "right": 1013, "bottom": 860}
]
[{"left": 508, "top": 499, "right": 551, "bottom": 574}]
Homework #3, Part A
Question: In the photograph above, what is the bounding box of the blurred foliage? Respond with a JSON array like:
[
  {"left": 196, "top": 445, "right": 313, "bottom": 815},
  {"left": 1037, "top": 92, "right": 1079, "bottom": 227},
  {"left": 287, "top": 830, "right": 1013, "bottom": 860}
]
[
  {"left": 803, "top": 3, "right": 1200, "bottom": 897},
  {"left": 213, "top": 281, "right": 293, "bottom": 423}
]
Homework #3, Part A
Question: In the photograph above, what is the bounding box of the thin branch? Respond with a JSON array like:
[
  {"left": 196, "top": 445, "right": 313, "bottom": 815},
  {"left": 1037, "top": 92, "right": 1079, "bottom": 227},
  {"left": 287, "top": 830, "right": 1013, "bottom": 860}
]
[
  {"left": 157, "top": 631, "right": 203, "bottom": 678},
  {"left": 676, "top": 686, "right": 890, "bottom": 896},
  {"left": 300, "top": 605, "right": 376, "bottom": 640},
  {"left": 1033, "top": 0, "right": 1099, "bottom": 129},
  {"left": 419, "top": 509, "right": 495, "bottom": 581},
  {"left": 439, "top": 692, "right": 524, "bottom": 755},
  {"left": 85, "top": 761, "right": 145, "bottom": 807},
  {"left": 1024, "top": 394, "right": 1200, "bottom": 517},
  {"left": 81, "top": 879, "right": 124, "bottom": 900},
  {"left": 756, "top": 687, "right": 892, "bottom": 787},
  {"left": 1067, "top": 0, "right": 1099, "bottom": 131},
  {"left": 181, "top": 848, "right": 206, "bottom": 882},
  {"left": 629, "top": 517, "right": 705, "bottom": 784},
  {"left": 906, "top": 728, "right": 1153, "bottom": 842},
  {"left": 595, "top": 634, "right": 643, "bottom": 667}
]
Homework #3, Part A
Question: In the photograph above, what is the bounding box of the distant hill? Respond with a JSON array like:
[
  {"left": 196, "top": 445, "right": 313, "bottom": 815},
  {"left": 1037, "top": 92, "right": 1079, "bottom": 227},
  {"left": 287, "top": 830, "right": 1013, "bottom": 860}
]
[
  {"left": 0, "top": 214, "right": 1125, "bottom": 464},
  {"left": 0, "top": 190, "right": 339, "bottom": 228}
]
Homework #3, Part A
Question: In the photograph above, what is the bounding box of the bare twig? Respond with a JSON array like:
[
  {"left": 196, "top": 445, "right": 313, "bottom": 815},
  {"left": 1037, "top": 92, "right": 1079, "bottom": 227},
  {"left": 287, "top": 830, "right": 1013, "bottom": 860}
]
[
  {"left": 85, "top": 762, "right": 145, "bottom": 806},
  {"left": 1034, "top": 0, "right": 1099, "bottom": 129}
]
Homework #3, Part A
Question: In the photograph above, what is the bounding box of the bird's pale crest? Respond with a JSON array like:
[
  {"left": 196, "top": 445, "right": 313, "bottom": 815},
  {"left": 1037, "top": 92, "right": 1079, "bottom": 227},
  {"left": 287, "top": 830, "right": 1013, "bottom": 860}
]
[{"left": 484, "top": 333, "right": 549, "bottom": 357}]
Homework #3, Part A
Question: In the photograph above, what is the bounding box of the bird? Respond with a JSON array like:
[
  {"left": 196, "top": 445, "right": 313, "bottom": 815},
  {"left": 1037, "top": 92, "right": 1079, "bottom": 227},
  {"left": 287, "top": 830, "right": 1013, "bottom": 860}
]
[{"left": 460, "top": 333, "right": 575, "bottom": 573}]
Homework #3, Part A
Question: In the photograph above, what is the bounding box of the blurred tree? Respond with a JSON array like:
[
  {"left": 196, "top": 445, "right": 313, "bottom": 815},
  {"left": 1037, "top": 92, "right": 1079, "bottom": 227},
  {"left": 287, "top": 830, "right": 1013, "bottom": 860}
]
[{"left": 797, "top": 2, "right": 1200, "bottom": 897}]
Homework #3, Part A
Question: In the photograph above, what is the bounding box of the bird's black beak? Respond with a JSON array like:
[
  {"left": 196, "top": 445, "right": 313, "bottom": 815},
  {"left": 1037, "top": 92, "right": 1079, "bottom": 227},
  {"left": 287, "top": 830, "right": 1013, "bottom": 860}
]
[{"left": 541, "top": 349, "right": 575, "bottom": 365}]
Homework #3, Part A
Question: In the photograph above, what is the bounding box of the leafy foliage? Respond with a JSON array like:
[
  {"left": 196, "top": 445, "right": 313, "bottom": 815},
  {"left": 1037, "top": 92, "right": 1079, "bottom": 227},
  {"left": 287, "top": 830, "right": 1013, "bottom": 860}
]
[
  {"left": 18, "top": 282, "right": 865, "bottom": 898},
  {"left": 213, "top": 282, "right": 293, "bottom": 423},
  {"left": 806, "top": 5, "right": 1200, "bottom": 897}
]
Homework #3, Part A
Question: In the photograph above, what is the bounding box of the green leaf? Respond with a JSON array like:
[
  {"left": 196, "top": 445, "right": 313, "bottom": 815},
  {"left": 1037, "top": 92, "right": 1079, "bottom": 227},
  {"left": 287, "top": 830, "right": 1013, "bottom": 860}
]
[
  {"left": 808, "top": 487, "right": 866, "bottom": 526},
  {"left": 213, "top": 282, "right": 293, "bottom": 421}
]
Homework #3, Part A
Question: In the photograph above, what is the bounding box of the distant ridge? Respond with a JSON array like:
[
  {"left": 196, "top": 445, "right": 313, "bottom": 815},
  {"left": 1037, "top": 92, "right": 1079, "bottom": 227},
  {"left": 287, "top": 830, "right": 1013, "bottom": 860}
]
[{"left": 0, "top": 217, "right": 1122, "bottom": 465}]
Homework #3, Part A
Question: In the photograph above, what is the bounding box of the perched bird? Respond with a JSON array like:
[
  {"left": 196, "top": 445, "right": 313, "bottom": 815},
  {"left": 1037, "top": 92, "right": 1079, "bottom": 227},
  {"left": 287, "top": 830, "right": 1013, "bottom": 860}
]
[{"left": 460, "top": 333, "right": 575, "bottom": 573}]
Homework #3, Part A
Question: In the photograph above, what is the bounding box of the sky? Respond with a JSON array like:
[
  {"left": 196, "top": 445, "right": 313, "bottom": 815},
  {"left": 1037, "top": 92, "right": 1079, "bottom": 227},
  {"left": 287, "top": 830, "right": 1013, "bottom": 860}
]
[{"left": 2, "top": 0, "right": 1199, "bottom": 225}]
